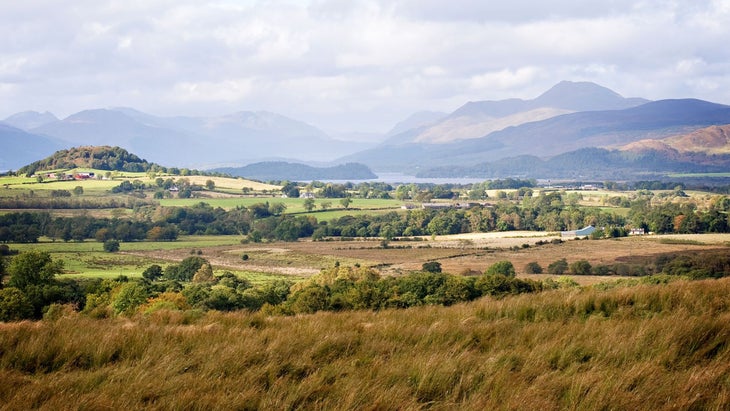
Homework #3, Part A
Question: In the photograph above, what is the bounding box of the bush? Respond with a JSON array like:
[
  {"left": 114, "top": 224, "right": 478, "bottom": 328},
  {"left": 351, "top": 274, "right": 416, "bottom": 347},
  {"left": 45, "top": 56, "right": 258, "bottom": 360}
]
[
  {"left": 103, "top": 239, "right": 120, "bottom": 253},
  {"left": 422, "top": 261, "right": 442, "bottom": 273},
  {"left": 569, "top": 260, "right": 593, "bottom": 275},
  {"left": 0, "top": 287, "right": 34, "bottom": 321},
  {"left": 485, "top": 261, "right": 515, "bottom": 277},
  {"left": 142, "top": 264, "right": 163, "bottom": 281},
  {"left": 525, "top": 262, "right": 543, "bottom": 274},
  {"left": 112, "top": 282, "right": 150, "bottom": 316},
  {"left": 548, "top": 258, "right": 568, "bottom": 275}
]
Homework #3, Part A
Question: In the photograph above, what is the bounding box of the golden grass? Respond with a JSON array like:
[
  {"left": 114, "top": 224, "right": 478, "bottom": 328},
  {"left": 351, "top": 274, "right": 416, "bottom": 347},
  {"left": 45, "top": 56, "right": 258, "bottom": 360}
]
[{"left": 2, "top": 278, "right": 730, "bottom": 409}]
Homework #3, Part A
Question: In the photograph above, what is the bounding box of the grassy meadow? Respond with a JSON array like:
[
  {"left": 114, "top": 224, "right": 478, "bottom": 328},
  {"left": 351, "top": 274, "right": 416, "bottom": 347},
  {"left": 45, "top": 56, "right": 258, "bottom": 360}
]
[
  {"left": 158, "top": 196, "right": 403, "bottom": 214},
  {"left": 1, "top": 277, "right": 730, "bottom": 409},
  {"left": 0, "top": 169, "right": 278, "bottom": 197}
]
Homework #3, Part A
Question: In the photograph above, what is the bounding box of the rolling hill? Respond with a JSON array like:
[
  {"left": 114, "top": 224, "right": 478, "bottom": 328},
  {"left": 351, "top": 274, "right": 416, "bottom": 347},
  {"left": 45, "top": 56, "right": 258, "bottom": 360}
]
[
  {"left": 17, "top": 146, "right": 157, "bottom": 175},
  {"left": 622, "top": 124, "right": 730, "bottom": 157}
]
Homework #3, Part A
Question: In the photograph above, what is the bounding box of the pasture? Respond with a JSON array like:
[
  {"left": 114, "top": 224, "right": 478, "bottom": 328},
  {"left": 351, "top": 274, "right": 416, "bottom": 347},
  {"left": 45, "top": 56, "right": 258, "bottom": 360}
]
[{"left": 0, "top": 169, "right": 277, "bottom": 195}]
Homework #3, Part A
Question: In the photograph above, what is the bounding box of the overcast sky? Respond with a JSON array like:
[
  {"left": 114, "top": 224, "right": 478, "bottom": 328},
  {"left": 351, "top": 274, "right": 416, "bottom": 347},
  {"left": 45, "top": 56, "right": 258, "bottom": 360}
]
[{"left": 1, "top": 0, "right": 729, "bottom": 133}]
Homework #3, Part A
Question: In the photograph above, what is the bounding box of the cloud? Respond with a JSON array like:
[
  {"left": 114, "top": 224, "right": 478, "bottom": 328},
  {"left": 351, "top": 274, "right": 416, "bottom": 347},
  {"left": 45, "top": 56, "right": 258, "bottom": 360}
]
[{"left": 0, "top": 0, "right": 729, "bottom": 132}]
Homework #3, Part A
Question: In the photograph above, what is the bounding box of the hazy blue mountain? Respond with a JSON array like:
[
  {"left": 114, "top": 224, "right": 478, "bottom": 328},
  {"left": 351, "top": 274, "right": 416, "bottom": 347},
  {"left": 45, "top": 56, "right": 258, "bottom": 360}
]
[
  {"left": 386, "top": 111, "right": 448, "bottom": 136},
  {"left": 531, "top": 80, "right": 649, "bottom": 111},
  {"left": 0, "top": 124, "right": 64, "bottom": 171},
  {"left": 3, "top": 111, "right": 58, "bottom": 130},
  {"left": 29, "top": 109, "right": 206, "bottom": 167},
  {"left": 26, "top": 108, "right": 361, "bottom": 168},
  {"left": 215, "top": 161, "right": 377, "bottom": 182},
  {"left": 343, "top": 98, "right": 730, "bottom": 174},
  {"left": 382, "top": 81, "right": 650, "bottom": 146}
]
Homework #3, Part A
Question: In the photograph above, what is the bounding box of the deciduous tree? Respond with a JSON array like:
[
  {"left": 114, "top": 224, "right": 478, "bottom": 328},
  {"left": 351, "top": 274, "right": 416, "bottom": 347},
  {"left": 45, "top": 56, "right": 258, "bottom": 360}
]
[{"left": 7, "top": 250, "right": 63, "bottom": 290}]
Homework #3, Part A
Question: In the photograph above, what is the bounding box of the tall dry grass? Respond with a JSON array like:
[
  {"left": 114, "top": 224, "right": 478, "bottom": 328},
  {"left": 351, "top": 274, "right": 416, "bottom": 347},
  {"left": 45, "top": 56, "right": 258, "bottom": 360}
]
[{"left": 2, "top": 278, "right": 730, "bottom": 410}]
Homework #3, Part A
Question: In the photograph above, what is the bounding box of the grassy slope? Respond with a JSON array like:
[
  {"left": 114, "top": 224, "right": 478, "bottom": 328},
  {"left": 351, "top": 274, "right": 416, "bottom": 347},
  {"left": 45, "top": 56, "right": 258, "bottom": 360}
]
[
  {"left": 1, "top": 278, "right": 729, "bottom": 409},
  {"left": 0, "top": 170, "right": 278, "bottom": 194}
]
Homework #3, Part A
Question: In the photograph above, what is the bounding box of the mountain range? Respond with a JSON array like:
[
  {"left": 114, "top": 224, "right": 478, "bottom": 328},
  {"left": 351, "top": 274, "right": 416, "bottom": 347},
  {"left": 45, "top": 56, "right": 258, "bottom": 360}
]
[
  {"left": 0, "top": 109, "right": 374, "bottom": 171},
  {"left": 3, "top": 81, "right": 730, "bottom": 179},
  {"left": 341, "top": 83, "right": 730, "bottom": 177}
]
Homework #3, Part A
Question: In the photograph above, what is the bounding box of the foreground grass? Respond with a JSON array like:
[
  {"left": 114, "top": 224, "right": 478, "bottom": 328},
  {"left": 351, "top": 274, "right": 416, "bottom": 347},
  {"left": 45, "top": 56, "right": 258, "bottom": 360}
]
[{"left": 2, "top": 278, "right": 730, "bottom": 410}]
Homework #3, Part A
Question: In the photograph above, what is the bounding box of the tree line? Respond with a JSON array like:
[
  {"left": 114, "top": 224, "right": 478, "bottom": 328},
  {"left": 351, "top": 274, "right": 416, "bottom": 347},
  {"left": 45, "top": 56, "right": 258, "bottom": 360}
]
[
  {"left": 3, "top": 248, "right": 729, "bottom": 321},
  {"left": 2, "top": 192, "right": 729, "bottom": 245}
]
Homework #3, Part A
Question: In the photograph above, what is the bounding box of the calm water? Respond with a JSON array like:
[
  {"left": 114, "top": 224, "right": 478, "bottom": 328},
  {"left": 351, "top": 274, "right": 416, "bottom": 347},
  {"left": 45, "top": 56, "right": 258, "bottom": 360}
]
[{"left": 323, "top": 172, "right": 490, "bottom": 185}]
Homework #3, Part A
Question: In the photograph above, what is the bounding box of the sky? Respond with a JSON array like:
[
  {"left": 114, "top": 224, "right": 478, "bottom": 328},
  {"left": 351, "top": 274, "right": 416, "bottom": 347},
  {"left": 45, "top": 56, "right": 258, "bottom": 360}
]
[{"left": 1, "top": 0, "right": 729, "bottom": 134}]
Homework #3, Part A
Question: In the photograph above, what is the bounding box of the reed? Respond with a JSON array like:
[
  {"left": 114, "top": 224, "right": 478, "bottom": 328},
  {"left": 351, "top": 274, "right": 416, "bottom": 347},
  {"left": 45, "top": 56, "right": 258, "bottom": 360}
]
[{"left": 2, "top": 278, "right": 730, "bottom": 409}]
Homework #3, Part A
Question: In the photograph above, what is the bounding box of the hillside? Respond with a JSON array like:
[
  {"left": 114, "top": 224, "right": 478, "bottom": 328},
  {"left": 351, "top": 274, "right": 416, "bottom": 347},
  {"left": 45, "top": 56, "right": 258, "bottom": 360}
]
[
  {"left": 623, "top": 124, "right": 730, "bottom": 156},
  {"left": 215, "top": 161, "right": 377, "bottom": 181},
  {"left": 1, "top": 278, "right": 729, "bottom": 409},
  {"left": 17, "top": 146, "right": 156, "bottom": 175},
  {"left": 415, "top": 147, "right": 730, "bottom": 180}
]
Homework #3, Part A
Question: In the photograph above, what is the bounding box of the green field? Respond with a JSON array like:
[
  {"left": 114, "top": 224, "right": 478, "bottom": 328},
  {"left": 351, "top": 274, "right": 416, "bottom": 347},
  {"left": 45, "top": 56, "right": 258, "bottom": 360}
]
[
  {"left": 11, "top": 236, "right": 239, "bottom": 277},
  {"left": 0, "top": 169, "right": 277, "bottom": 194},
  {"left": 159, "top": 197, "right": 404, "bottom": 213},
  {"left": 11, "top": 235, "right": 243, "bottom": 253}
]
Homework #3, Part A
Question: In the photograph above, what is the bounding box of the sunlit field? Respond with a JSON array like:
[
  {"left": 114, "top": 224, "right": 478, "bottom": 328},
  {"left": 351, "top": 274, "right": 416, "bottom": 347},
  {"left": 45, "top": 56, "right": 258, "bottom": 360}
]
[{"left": 2, "top": 277, "right": 729, "bottom": 409}]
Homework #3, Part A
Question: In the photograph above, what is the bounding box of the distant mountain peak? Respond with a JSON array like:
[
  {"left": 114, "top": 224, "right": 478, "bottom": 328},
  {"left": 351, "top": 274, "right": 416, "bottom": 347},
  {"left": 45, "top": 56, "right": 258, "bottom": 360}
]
[
  {"left": 387, "top": 80, "right": 651, "bottom": 146},
  {"left": 534, "top": 80, "right": 639, "bottom": 111},
  {"left": 3, "top": 110, "right": 58, "bottom": 130}
]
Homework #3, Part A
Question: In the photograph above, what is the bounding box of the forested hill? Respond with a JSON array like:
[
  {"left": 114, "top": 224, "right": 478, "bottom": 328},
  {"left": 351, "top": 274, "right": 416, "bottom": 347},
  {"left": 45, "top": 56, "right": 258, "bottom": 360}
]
[
  {"left": 214, "top": 161, "right": 377, "bottom": 181},
  {"left": 18, "top": 146, "right": 156, "bottom": 175}
]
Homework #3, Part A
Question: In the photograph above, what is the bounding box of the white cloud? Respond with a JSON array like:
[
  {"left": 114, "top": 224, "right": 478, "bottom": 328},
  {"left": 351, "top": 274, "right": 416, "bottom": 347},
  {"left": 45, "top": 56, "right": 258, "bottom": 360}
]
[
  {"left": 470, "top": 67, "right": 540, "bottom": 91},
  {"left": 0, "top": 0, "right": 729, "bottom": 131}
]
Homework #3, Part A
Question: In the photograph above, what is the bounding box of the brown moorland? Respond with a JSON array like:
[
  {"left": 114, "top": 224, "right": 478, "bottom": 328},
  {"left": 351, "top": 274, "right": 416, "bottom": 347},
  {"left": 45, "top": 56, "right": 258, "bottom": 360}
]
[
  {"left": 122, "top": 233, "right": 730, "bottom": 285},
  {"left": 1, "top": 277, "right": 730, "bottom": 410}
]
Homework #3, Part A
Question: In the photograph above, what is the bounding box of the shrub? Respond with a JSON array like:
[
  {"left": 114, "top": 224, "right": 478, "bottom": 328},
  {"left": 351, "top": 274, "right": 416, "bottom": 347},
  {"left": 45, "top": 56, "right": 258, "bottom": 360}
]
[
  {"left": 422, "top": 261, "right": 442, "bottom": 273},
  {"left": 485, "top": 261, "right": 516, "bottom": 277},
  {"left": 142, "top": 264, "right": 163, "bottom": 281},
  {"left": 0, "top": 287, "right": 34, "bottom": 321},
  {"left": 103, "top": 239, "right": 120, "bottom": 253},
  {"left": 111, "top": 282, "right": 150, "bottom": 316},
  {"left": 569, "top": 260, "right": 592, "bottom": 275},
  {"left": 525, "top": 262, "right": 543, "bottom": 274},
  {"left": 548, "top": 258, "right": 568, "bottom": 275}
]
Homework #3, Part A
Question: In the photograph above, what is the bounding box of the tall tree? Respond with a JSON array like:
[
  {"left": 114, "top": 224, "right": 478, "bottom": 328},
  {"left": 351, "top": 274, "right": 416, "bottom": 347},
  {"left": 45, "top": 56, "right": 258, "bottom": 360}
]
[{"left": 7, "top": 250, "right": 63, "bottom": 290}]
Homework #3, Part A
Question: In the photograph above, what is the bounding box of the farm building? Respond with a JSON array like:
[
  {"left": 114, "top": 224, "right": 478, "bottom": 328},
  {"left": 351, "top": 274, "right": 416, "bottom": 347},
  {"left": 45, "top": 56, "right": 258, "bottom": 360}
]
[{"left": 561, "top": 225, "right": 596, "bottom": 238}]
